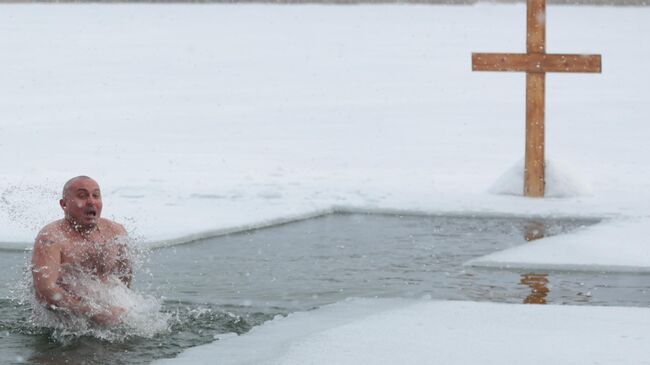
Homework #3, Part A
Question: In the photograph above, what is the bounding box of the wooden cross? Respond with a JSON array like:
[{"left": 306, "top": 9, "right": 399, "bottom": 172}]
[{"left": 472, "top": 0, "right": 601, "bottom": 197}]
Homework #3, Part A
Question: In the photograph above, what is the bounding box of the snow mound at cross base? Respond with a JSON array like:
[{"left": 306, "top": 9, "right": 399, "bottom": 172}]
[{"left": 488, "top": 159, "right": 592, "bottom": 198}]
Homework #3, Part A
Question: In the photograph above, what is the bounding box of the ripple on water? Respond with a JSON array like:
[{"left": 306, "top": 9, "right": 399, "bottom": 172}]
[{"left": 0, "top": 297, "right": 278, "bottom": 365}]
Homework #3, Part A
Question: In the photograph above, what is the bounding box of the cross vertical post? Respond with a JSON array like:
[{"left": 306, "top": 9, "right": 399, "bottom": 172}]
[{"left": 525, "top": 0, "right": 546, "bottom": 197}]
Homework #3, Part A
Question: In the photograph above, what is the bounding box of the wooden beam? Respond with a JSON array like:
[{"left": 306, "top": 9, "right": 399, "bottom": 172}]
[
  {"left": 472, "top": 53, "right": 602, "bottom": 73},
  {"left": 525, "top": 72, "right": 545, "bottom": 197},
  {"left": 527, "top": 0, "right": 546, "bottom": 54}
]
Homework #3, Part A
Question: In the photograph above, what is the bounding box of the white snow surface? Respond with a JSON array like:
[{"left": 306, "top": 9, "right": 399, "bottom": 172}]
[
  {"left": 154, "top": 298, "right": 650, "bottom": 365},
  {"left": 2, "top": 3, "right": 650, "bottom": 364}
]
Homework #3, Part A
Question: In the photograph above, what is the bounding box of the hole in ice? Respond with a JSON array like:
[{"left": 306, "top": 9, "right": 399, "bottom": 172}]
[{"left": 2, "top": 212, "right": 647, "bottom": 365}]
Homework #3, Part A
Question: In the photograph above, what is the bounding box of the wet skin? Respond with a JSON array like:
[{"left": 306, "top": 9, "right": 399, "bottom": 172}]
[{"left": 31, "top": 177, "right": 132, "bottom": 326}]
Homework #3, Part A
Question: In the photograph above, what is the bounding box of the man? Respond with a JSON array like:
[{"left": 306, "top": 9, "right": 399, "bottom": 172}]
[{"left": 31, "top": 176, "right": 132, "bottom": 326}]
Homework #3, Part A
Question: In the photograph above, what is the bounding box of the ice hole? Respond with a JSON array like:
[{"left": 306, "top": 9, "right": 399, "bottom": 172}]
[{"left": 4, "top": 213, "right": 650, "bottom": 365}]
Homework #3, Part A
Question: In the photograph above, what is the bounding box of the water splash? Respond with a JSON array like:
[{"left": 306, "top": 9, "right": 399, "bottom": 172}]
[
  {"left": 12, "top": 241, "right": 171, "bottom": 344},
  {"left": 32, "top": 282, "right": 170, "bottom": 343},
  {"left": 0, "top": 183, "right": 60, "bottom": 235}
]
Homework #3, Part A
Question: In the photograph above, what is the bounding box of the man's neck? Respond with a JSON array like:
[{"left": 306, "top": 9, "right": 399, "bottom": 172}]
[{"left": 65, "top": 217, "right": 98, "bottom": 238}]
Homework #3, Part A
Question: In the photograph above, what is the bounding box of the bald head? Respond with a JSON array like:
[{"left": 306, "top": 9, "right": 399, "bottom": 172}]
[{"left": 62, "top": 176, "right": 95, "bottom": 199}]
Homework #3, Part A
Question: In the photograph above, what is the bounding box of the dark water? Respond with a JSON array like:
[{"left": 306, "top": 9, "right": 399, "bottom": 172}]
[{"left": 1, "top": 213, "right": 648, "bottom": 365}]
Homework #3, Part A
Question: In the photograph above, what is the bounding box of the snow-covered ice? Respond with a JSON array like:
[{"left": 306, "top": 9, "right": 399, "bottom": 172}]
[
  {"left": 154, "top": 298, "right": 650, "bottom": 365},
  {"left": 1, "top": 3, "right": 650, "bottom": 364},
  {"left": 467, "top": 216, "right": 650, "bottom": 272}
]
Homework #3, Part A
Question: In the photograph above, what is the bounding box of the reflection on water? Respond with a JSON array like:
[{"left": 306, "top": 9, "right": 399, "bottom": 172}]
[
  {"left": 524, "top": 220, "right": 545, "bottom": 242},
  {"left": 521, "top": 220, "right": 549, "bottom": 304},
  {"left": 521, "top": 274, "right": 549, "bottom": 304},
  {"left": 520, "top": 219, "right": 549, "bottom": 304}
]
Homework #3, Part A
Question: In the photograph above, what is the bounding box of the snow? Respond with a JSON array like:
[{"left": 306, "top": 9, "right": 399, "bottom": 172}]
[
  {"left": 488, "top": 159, "right": 592, "bottom": 198},
  {"left": 154, "top": 298, "right": 650, "bottom": 365},
  {"left": 467, "top": 216, "right": 650, "bottom": 272},
  {"left": 1, "top": 3, "right": 650, "bottom": 364}
]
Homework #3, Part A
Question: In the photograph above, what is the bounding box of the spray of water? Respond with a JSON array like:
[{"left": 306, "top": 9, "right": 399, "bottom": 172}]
[
  {"left": 12, "top": 239, "right": 171, "bottom": 344},
  {"left": 0, "top": 183, "right": 60, "bottom": 235}
]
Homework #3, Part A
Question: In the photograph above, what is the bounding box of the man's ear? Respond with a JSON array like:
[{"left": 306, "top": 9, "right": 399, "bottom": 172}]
[{"left": 60, "top": 199, "right": 66, "bottom": 210}]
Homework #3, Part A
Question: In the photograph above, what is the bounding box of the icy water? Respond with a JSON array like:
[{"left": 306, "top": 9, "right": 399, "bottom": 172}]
[{"left": 1, "top": 213, "right": 648, "bottom": 365}]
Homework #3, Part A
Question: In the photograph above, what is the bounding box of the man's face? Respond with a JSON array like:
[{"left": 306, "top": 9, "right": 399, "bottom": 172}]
[{"left": 60, "top": 178, "right": 103, "bottom": 228}]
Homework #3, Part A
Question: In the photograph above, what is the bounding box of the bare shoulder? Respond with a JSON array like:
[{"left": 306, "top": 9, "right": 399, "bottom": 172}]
[
  {"left": 34, "top": 220, "right": 66, "bottom": 247},
  {"left": 32, "top": 221, "right": 66, "bottom": 264},
  {"left": 99, "top": 218, "right": 128, "bottom": 237}
]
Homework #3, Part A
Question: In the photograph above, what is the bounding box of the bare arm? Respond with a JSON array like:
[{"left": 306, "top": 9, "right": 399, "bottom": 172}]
[
  {"left": 31, "top": 230, "right": 124, "bottom": 325},
  {"left": 31, "top": 231, "right": 89, "bottom": 315},
  {"left": 113, "top": 224, "right": 133, "bottom": 288}
]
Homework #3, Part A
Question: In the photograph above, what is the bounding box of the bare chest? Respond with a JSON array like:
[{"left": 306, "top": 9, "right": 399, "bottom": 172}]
[{"left": 60, "top": 237, "right": 120, "bottom": 277}]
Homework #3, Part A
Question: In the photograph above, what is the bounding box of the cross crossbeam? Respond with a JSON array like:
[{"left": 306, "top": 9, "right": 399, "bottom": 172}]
[
  {"left": 472, "top": 0, "right": 601, "bottom": 197},
  {"left": 472, "top": 53, "right": 601, "bottom": 73}
]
